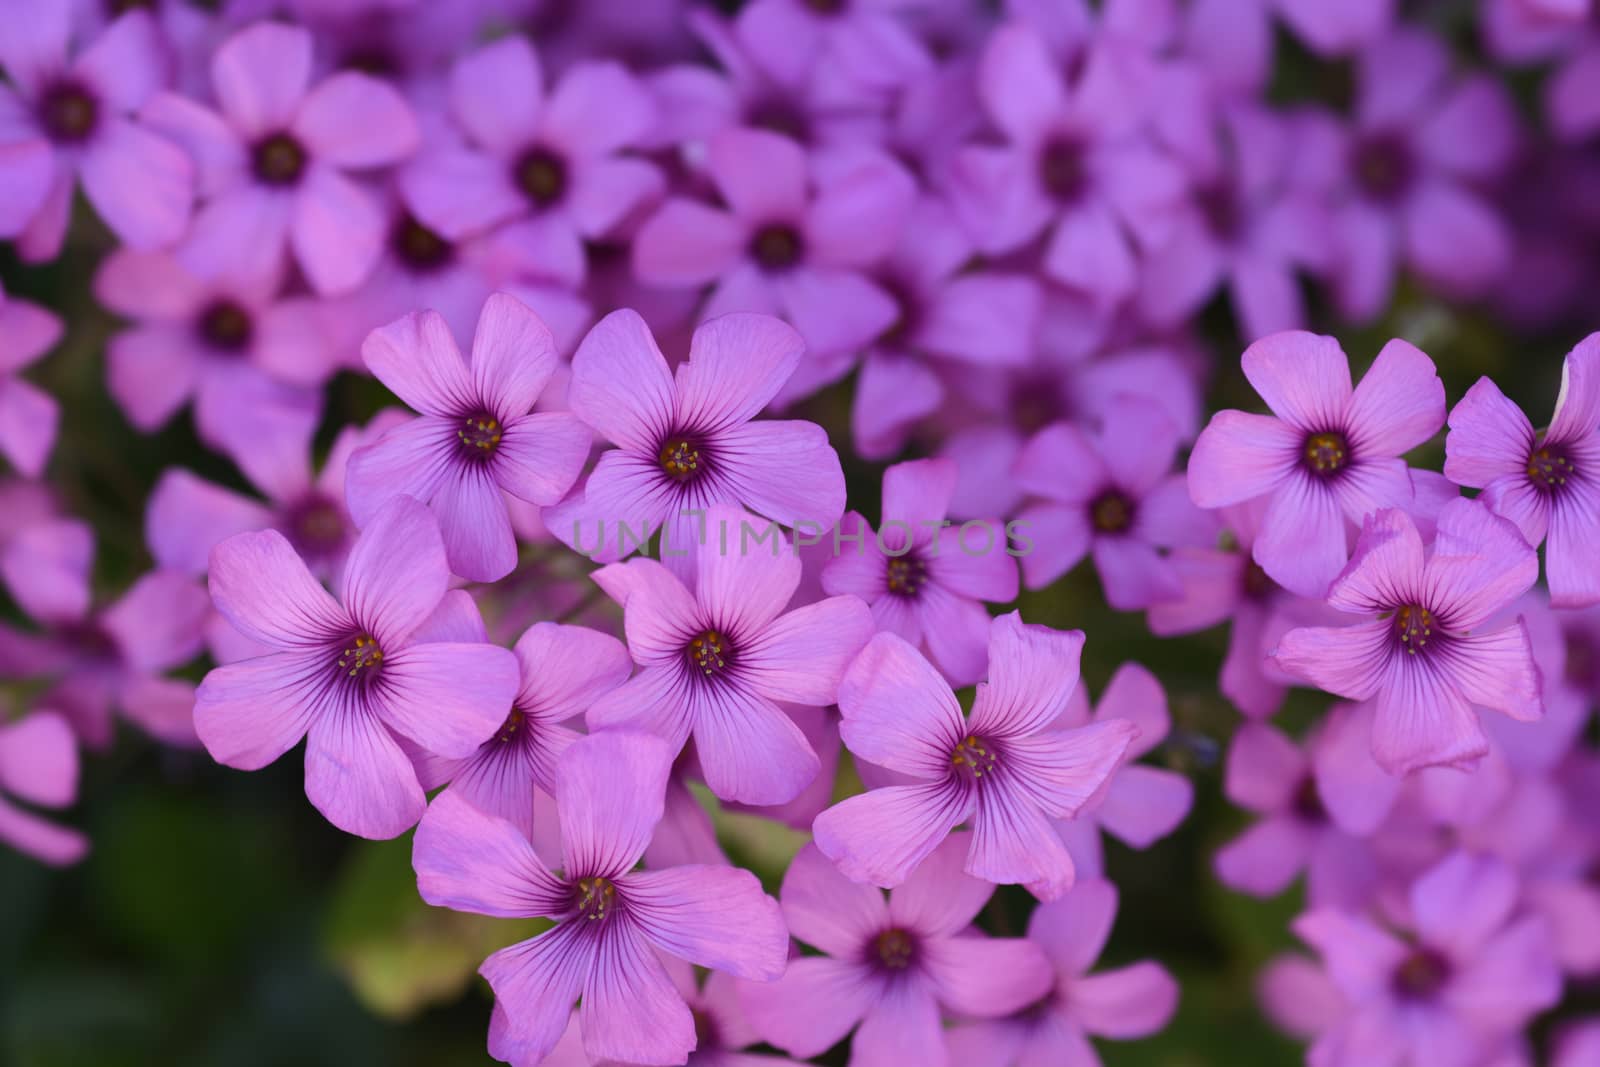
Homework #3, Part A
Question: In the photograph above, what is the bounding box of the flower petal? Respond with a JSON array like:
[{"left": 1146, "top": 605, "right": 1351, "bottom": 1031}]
[
  {"left": 623, "top": 864, "right": 788, "bottom": 979},
  {"left": 412, "top": 790, "right": 568, "bottom": 917},
  {"left": 557, "top": 731, "right": 672, "bottom": 878}
]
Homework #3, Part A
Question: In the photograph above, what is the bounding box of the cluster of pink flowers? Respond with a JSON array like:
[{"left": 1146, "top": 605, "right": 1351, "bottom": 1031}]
[{"left": 5, "top": 0, "right": 1600, "bottom": 1064}]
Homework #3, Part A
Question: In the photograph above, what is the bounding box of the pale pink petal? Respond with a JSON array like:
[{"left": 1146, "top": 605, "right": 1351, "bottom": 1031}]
[
  {"left": 812, "top": 781, "right": 970, "bottom": 888},
  {"left": 412, "top": 790, "right": 568, "bottom": 917},
  {"left": 1186, "top": 411, "right": 1301, "bottom": 508},
  {"left": 290, "top": 166, "right": 385, "bottom": 295},
  {"left": 292, "top": 73, "right": 418, "bottom": 168},
  {"left": 676, "top": 313, "right": 805, "bottom": 430},
  {"left": 211, "top": 22, "right": 312, "bottom": 136},
  {"left": 79, "top": 119, "right": 193, "bottom": 250},
  {"left": 693, "top": 684, "right": 820, "bottom": 805},
  {"left": 835, "top": 632, "right": 963, "bottom": 777},
  {"left": 1215, "top": 815, "right": 1313, "bottom": 896},
  {"left": 715, "top": 419, "right": 847, "bottom": 532},
  {"left": 340, "top": 495, "right": 450, "bottom": 646},
  {"left": 707, "top": 127, "right": 808, "bottom": 222},
  {"left": 567, "top": 308, "right": 677, "bottom": 452},
  {"left": 632, "top": 199, "right": 746, "bottom": 285},
  {"left": 739, "top": 957, "right": 877, "bottom": 1059},
  {"left": 623, "top": 864, "right": 788, "bottom": 979},
  {"left": 206, "top": 528, "right": 344, "bottom": 650},
  {"left": 780, "top": 842, "right": 889, "bottom": 956},
  {"left": 557, "top": 731, "right": 672, "bottom": 878},
  {"left": 1240, "top": 330, "right": 1352, "bottom": 433},
  {"left": 1271, "top": 620, "right": 1391, "bottom": 703},
  {"left": 448, "top": 36, "right": 544, "bottom": 155},
  {"left": 305, "top": 703, "right": 425, "bottom": 839},
  {"left": 1344, "top": 339, "right": 1445, "bottom": 458}
]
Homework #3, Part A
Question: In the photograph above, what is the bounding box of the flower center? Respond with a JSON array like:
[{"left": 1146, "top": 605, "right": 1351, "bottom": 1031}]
[
  {"left": 1391, "top": 948, "right": 1451, "bottom": 999},
  {"left": 874, "top": 928, "right": 915, "bottom": 969},
  {"left": 196, "top": 299, "right": 254, "bottom": 352},
  {"left": 342, "top": 46, "right": 400, "bottom": 78},
  {"left": 252, "top": 132, "right": 308, "bottom": 186},
  {"left": 575, "top": 876, "right": 616, "bottom": 921},
  {"left": 1038, "top": 137, "right": 1088, "bottom": 204},
  {"left": 750, "top": 224, "right": 803, "bottom": 271},
  {"left": 391, "top": 213, "right": 454, "bottom": 273},
  {"left": 336, "top": 634, "right": 384, "bottom": 680},
  {"left": 38, "top": 81, "right": 99, "bottom": 143},
  {"left": 885, "top": 555, "right": 928, "bottom": 599},
  {"left": 1010, "top": 377, "right": 1064, "bottom": 435},
  {"left": 514, "top": 147, "right": 567, "bottom": 207},
  {"left": 657, "top": 436, "right": 705, "bottom": 481},
  {"left": 804, "top": 0, "right": 847, "bottom": 13},
  {"left": 457, "top": 411, "right": 503, "bottom": 459},
  {"left": 687, "top": 629, "right": 731, "bottom": 677},
  {"left": 950, "top": 735, "right": 998, "bottom": 782},
  {"left": 1198, "top": 183, "right": 1241, "bottom": 242},
  {"left": 1302, "top": 431, "right": 1349, "bottom": 477},
  {"left": 875, "top": 274, "right": 921, "bottom": 348},
  {"left": 1090, "top": 490, "right": 1134, "bottom": 534},
  {"left": 284, "top": 494, "right": 346, "bottom": 559},
  {"left": 1527, "top": 444, "right": 1575, "bottom": 493},
  {"left": 1350, "top": 133, "right": 1414, "bottom": 204},
  {"left": 495, "top": 708, "right": 526, "bottom": 744},
  {"left": 1291, "top": 777, "right": 1324, "bottom": 822},
  {"left": 1393, "top": 604, "right": 1434, "bottom": 655}
]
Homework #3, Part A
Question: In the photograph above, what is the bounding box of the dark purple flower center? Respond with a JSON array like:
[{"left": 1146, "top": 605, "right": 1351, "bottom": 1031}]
[
  {"left": 1037, "top": 138, "right": 1088, "bottom": 205},
  {"left": 750, "top": 224, "right": 804, "bottom": 272},
  {"left": 1010, "top": 378, "right": 1065, "bottom": 436},
  {"left": 1393, "top": 603, "right": 1435, "bottom": 656},
  {"left": 342, "top": 45, "right": 400, "bottom": 78},
  {"left": 747, "top": 97, "right": 811, "bottom": 143},
  {"left": 687, "top": 629, "right": 732, "bottom": 677},
  {"left": 1527, "top": 443, "right": 1575, "bottom": 494},
  {"left": 873, "top": 927, "right": 916, "bottom": 969},
  {"left": 196, "top": 299, "right": 255, "bottom": 352},
  {"left": 106, "top": 0, "right": 156, "bottom": 12},
  {"left": 457, "top": 411, "right": 503, "bottom": 460},
  {"left": 38, "top": 81, "right": 100, "bottom": 143},
  {"left": 514, "top": 147, "right": 568, "bottom": 207},
  {"left": 885, "top": 553, "right": 929, "bottom": 599},
  {"left": 1291, "top": 776, "right": 1324, "bottom": 822},
  {"left": 574, "top": 876, "right": 617, "bottom": 921},
  {"left": 391, "top": 213, "right": 454, "bottom": 273},
  {"left": 283, "top": 493, "right": 347, "bottom": 559},
  {"left": 495, "top": 707, "right": 527, "bottom": 744},
  {"left": 1391, "top": 947, "right": 1451, "bottom": 999},
  {"left": 1090, "top": 489, "right": 1135, "bottom": 534},
  {"left": 875, "top": 274, "right": 922, "bottom": 349},
  {"left": 1350, "top": 133, "right": 1414, "bottom": 204},
  {"left": 252, "top": 132, "right": 309, "bottom": 186},
  {"left": 336, "top": 633, "right": 384, "bottom": 683},
  {"left": 950, "top": 734, "right": 999, "bottom": 782},
  {"left": 657, "top": 435, "right": 707, "bottom": 482},
  {"left": 1198, "top": 183, "right": 1242, "bottom": 242},
  {"left": 1302, "top": 431, "right": 1349, "bottom": 478},
  {"left": 59, "top": 620, "right": 119, "bottom": 664}
]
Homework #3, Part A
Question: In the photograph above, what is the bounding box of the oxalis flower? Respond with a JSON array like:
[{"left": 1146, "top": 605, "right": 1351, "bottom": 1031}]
[
  {"left": 1272, "top": 498, "right": 1543, "bottom": 776},
  {"left": 194, "top": 495, "right": 520, "bottom": 839},
  {"left": 548, "top": 309, "right": 845, "bottom": 568},
  {"left": 1444, "top": 333, "right": 1600, "bottom": 608},
  {"left": 1188, "top": 330, "right": 1446, "bottom": 598},
  {"left": 741, "top": 838, "right": 1054, "bottom": 1067},
  {"left": 813, "top": 612, "right": 1137, "bottom": 899},
  {"left": 587, "top": 504, "right": 873, "bottom": 806},
  {"left": 411, "top": 730, "right": 788, "bottom": 1067},
  {"left": 346, "top": 292, "right": 591, "bottom": 583}
]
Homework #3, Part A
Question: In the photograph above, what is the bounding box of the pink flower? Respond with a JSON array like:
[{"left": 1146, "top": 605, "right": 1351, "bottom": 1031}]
[
  {"left": 401, "top": 35, "right": 661, "bottom": 288},
  {"left": 144, "top": 20, "right": 420, "bottom": 294},
  {"left": 946, "top": 878, "right": 1179, "bottom": 1067},
  {"left": 1273, "top": 500, "right": 1544, "bottom": 775},
  {"left": 1187, "top": 331, "right": 1445, "bottom": 598},
  {"left": 734, "top": 0, "right": 934, "bottom": 95},
  {"left": 548, "top": 310, "right": 846, "bottom": 564},
  {"left": 0, "top": 284, "right": 61, "bottom": 477},
  {"left": 1014, "top": 395, "right": 1216, "bottom": 609},
  {"left": 346, "top": 292, "right": 591, "bottom": 583},
  {"left": 587, "top": 505, "right": 873, "bottom": 806},
  {"left": 194, "top": 496, "right": 520, "bottom": 839},
  {"left": 412, "top": 731, "right": 788, "bottom": 1067},
  {"left": 1184, "top": 0, "right": 1396, "bottom": 94},
  {"left": 821, "top": 458, "right": 1019, "bottom": 686},
  {"left": 1294, "top": 851, "right": 1561, "bottom": 1067},
  {"left": 814, "top": 613, "right": 1137, "bottom": 898},
  {"left": 741, "top": 838, "right": 1053, "bottom": 1067},
  {"left": 0, "top": 710, "right": 87, "bottom": 866},
  {"left": 1445, "top": 333, "right": 1600, "bottom": 608},
  {"left": 0, "top": 6, "right": 192, "bottom": 259}
]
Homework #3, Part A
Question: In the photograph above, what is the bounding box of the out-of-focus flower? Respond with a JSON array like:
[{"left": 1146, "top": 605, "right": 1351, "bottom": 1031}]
[
  {"left": 0, "top": 283, "right": 61, "bottom": 478},
  {"left": 0, "top": 710, "right": 87, "bottom": 866}
]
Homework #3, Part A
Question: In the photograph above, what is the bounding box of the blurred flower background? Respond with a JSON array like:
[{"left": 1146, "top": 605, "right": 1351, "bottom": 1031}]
[{"left": 5, "top": 0, "right": 1600, "bottom": 1065}]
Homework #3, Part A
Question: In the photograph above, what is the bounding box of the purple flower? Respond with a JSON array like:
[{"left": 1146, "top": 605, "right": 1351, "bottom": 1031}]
[
  {"left": 144, "top": 20, "right": 419, "bottom": 294},
  {"left": 1215, "top": 718, "right": 1390, "bottom": 908},
  {"left": 813, "top": 613, "right": 1137, "bottom": 898},
  {"left": 1187, "top": 331, "right": 1445, "bottom": 598},
  {"left": 587, "top": 504, "right": 873, "bottom": 806},
  {"left": 411, "top": 731, "right": 788, "bottom": 1067},
  {"left": 1050, "top": 662, "right": 1194, "bottom": 877},
  {"left": 1273, "top": 499, "right": 1544, "bottom": 775},
  {"left": 821, "top": 458, "right": 1018, "bottom": 686},
  {"left": 0, "top": 710, "right": 87, "bottom": 866},
  {"left": 0, "top": 284, "right": 61, "bottom": 478},
  {"left": 1294, "top": 851, "right": 1560, "bottom": 1067},
  {"left": 415, "top": 620, "right": 632, "bottom": 842},
  {"left": 0, "top": 518, "right": 208, "bottom": 749},
  {"left": 1184, "top": 0, "right": 1395, "bottom": 93},
  {"left": 1013, "top": 395, "right": 1216, "bottom": 609},
  {"left": 548, "top": 309, "right": 846, "bottom": 564},
  {"left": 401, "top": 35, "right": 661, "bottom": 289},
  {"left": 734, "top": 0, "right": 934, "bottom": 95},
  {"left": 1445, "top": 333, "right": 1600, "bottom": 608},
  {"left": 194, "top": 496, "right": 520, "bottom": 839},
  {"left": 631, "top": 127, "right": 914, "bottom": 387},
  {"left": 951, "top": 22, "right": 1184, "bottom": 308},
  {"left": 0, "top": 6, "right": 192, "bottom": 259},
  {"left": 740, "top": 837, "right": 1054, "bottom": 1067},
  {"left": 346, "top": 292, "right": 591, "bottom": 583},
  {"left": 946, "top": 878, "right": 1180, "bottom": 1067}
]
